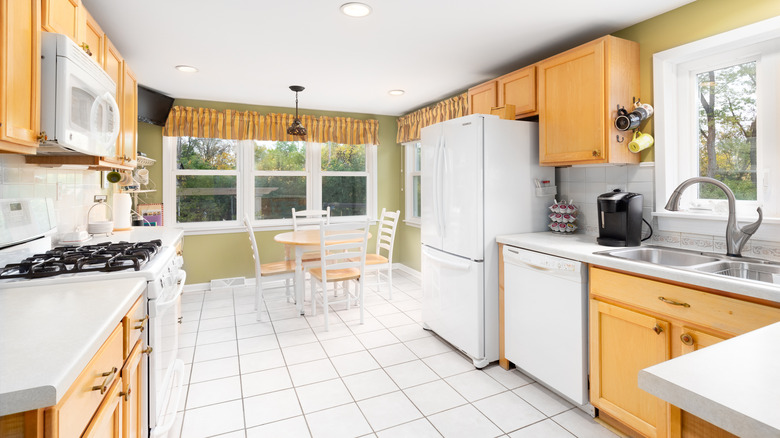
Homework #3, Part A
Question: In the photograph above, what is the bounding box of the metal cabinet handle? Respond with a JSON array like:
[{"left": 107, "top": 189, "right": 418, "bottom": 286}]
[
  {"left": 119, "top": 387, "right": 132, "bottom": 401},
  {"left": 658, "top": 296, "right": 690, "bottom": 307},
  {"left": 653, "top": 324, "right": 664, "bottom": 335},
  {"left": 134, "top": 315, "right": 149, "bottom": 332},
  {"left": 680, "top": 333, "right": 694, "bottom": 346},
  {"left": 92, "top": 367, "right": 118, "bottom": 394},
  {"left": 177, "top": 317, "right": 183, "bottom": 324},
  {"left": 142, "top": 346, "right": 154, "bottom": 355}
]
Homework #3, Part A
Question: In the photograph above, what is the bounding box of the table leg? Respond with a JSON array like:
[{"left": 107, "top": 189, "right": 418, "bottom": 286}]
[{"left": 295, "top": 246, "right": 305, "bottom": 315}]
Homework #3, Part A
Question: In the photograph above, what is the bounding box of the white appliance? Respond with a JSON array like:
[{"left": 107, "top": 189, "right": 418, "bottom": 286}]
[
  {"left": 0, "top": 199, "right": 185, "bottom": 438},
  {"left": 503, "top": 246, "right": 592, "bottom": 413},
  {"left": 39, "top": 32, "right": 121, "bottom": 156},
  {"left": 420, "top": 114, "right": 554, "bottom": 368}
]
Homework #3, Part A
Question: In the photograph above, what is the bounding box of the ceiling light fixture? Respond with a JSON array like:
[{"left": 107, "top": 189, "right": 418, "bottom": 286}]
[
  {"left": 287, "top": 85, "right": 307, "bottom": 137},
  {"left": 175, "top": 65, "right": 199, "bottom": 73},
  {"left": 340, "top": 2, "right": 372, "bottom": 17},
  {"left": 388, "top": 89, "right": 405, "bottom": 96}
]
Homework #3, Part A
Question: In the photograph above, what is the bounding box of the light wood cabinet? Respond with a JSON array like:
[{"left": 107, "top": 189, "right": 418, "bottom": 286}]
[
  {"left": 81, "top": 8, "right": 104, "bottom": 66},
  {"left": 467, "top": 80, "right": 497, "bottom": 115},
  {"left": 121, "top": 62, "right": 138, "bottom": 167},
  {"left": 0, "top": 0, "right": 41, "bottom": 154},
  {"left": 496, "top": 65, "right": 536, "bottom": 118},
  {"left": 41, "top": 0, "right": 79, "bottom": 42},
  {"left": 123, "top": 296, "right": 146, "bottom": 358},
  {"left": 537, "top": 36, "right": 639, "bottom": 166},
  {"left": 103, "top": 37, "right": 125, "bottom": 165},
  {"left": 120, "top": 342, "right": 144, "bottom": 438},
  {"left": 82, "top": 376, "right": 123, "bottom": 438},
  {"left": 589, "top": 266, "right": 780, "bottom": 438}
]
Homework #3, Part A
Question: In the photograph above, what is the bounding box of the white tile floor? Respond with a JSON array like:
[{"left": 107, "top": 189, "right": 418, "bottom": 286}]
[{"left": 172, "top": 270, "right": 622, "bottom": 438}]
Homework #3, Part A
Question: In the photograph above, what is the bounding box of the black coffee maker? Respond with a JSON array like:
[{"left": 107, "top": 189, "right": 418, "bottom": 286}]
[{"left": 597, "top": 189, "right": 644, "bottom": 247}]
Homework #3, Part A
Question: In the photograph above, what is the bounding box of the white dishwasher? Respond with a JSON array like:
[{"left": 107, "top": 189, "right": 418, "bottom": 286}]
[{"left": 503, "top": 245, "right": 591, "bottom": 410}]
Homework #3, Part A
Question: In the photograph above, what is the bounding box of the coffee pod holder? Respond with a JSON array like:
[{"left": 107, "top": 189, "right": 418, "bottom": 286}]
[{"left": 548, "top": 199, "right": 578, "bottom": 234}]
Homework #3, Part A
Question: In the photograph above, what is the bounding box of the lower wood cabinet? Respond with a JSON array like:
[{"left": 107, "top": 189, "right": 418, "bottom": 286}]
[
  {"left": 121, "top": 341, "right": 144, "bottom": 438},
  {"left": 589, "top": 266, "right": 780, "bottom": 438},
  {"left": 82, "top": 377, "right": 123, "bottom": 438}
]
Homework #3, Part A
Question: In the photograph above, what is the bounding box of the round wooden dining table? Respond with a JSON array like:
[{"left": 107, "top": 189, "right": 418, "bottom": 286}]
[{"left": 274, "top": 229, "right": 371, "bottom": 315}]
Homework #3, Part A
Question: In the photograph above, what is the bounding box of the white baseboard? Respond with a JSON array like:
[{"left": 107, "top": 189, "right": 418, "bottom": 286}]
[{"left": 183, "top": 264, "right": 419, "bottom": 294}]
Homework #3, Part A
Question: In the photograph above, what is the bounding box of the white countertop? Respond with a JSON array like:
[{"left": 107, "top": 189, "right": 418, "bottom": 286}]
[
  {"left": 0, "top": 278, "right": 146, "bottom": 416},
  {"left": 638, "top": 322, "right": 780, "bottom": 437},
  {"left": 496, "top": 232, "right": 780, "bottom": 304}
]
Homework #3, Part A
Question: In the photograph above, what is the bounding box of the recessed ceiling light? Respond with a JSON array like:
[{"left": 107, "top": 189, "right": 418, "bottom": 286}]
[
  {"left": 388, "top": 89, "right": 405, "bottom": 96},
  {"left": 175, "top": 65, "right": 199, "bottom": 73},
  {"left": 340, "top": 2, "right": 372, "bottom": 17}
]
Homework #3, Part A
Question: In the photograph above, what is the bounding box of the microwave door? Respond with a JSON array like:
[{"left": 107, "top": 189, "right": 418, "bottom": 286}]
[{"left": 90, "top": 92, "right": 121, "bottom": 156}]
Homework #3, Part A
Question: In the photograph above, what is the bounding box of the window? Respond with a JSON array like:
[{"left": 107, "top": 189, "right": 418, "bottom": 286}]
[
  {"left": 164, "top": 138, "right": 377, "bottom": 231},
  {"left": 404, "top": 141, "right": 422, "bottom": 226},
  {"left": 654, "top": 17, "right": 780, "bottom": 238}
]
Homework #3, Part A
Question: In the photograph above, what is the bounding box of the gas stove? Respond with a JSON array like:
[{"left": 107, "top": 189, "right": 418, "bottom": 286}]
[{"left": 0, "top": 240, "right": 163, "bottom": 280}]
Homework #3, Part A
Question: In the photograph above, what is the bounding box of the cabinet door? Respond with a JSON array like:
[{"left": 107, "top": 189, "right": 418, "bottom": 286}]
[
  {"left": 497, "top": 66, "right": 536, "bottom": 117},
  {"left": 590, "top": 299, "right": 670, "bottom": 438},
  {"left": 121, "top": 341, "right": 144, "bottom": 438},
  {"left": 102, "top": 38, "right": 124, "bottom": 164},
  {"left": 41, "top": 0, "right": 80, "bottom": 42},
  {"left": 538, "top": 39, "right": 605, "bottom": 165},
  {"left": 467, "top": 81, "right": 497, "bottom": 115},
  {"left": 82, "top": 377, "right": 123, "bottom": 438},
  {"left": 0, "top": 0, "right": 40, "bottom": 153},
  {"left": 673, "top": 328, "right": 737, "bottom": 438},
  {"left": 82, "top": 8, "right": 104, "bottom": 66},
  {"left": 121, "top": 63, "right": 138, "bottom": 167}
]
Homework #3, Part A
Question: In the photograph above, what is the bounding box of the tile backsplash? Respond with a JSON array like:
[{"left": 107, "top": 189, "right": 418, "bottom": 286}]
[
  {"left": 0, "top": 155, "right": 110, "bottom": 237},
  {"left": 556, "top": 162, "right": 780, "bottom": 262}
]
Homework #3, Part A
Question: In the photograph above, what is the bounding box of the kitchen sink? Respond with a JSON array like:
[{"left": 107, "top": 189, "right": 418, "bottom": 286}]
[
  {"left": 595, "top": 245, "right": 780, "bottom": 286},
  {"left": 691, "top": 261, "right": 780, "bottom": 284},
  {"left": 595, "top": 246, "right": 720, "bottom": 267}
]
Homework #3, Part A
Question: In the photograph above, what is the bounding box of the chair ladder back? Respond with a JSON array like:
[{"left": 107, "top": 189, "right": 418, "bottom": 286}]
[
  {"left": 374, "top": 209, "right": 400, "bottom": 261},
  {"left": 292, "top": 206, "right": 331, "bottom": 231}
]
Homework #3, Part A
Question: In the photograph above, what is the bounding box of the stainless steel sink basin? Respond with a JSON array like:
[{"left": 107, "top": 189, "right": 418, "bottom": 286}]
[
  {"left": 595, "top": 246, "right": 721, "bottom": 266},
  {"left": 595, "top": 245, "right": 780, "bottom": 286},
  {"left": 691, "top": 261, "right": 780, "bottom": 284}
]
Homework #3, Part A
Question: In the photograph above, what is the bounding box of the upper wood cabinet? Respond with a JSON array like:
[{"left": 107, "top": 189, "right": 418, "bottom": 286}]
[
  {"left": 81, "top": 8, "right": 104, "bottom": 65},
  {"left": 496, "top": 65, "right": 536, "bottom": 118},
  {"left": 0, "top": 0, "right": 41, "bottom": 154},
  {"left": 537, "top": 36, "right": 639, "bottom": 166},
  {"left": 467, "top": 80, "right": 497, "bottom": 115},
  {"left": 41, "top": 0, "right": 79, "bottom": 42},
  {"left": 103, "top": 37, "right": 125, "bottom": 165},
  {"left": 121, "top": 62, "right": 138, "bottom": 167}
]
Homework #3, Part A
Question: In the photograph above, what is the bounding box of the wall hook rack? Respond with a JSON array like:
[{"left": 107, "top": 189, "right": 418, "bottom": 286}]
[{"left": 617, "top": 135, "right": 625, "bottom": 143}]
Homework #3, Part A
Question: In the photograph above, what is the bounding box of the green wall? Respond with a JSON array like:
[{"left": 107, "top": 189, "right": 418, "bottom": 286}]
[
  {"left": 138, "top": 100, "right": 407, "bottom": 285},
  {"left": 612, "top": 0, "right": 780, "bottom": 162}
]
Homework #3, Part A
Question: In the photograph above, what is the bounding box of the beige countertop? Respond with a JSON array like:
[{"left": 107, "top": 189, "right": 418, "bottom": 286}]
[{"left": 0, "top": 278, "right": 146, "bottom": 416}]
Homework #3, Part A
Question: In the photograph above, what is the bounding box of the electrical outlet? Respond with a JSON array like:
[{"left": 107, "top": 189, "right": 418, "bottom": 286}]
[{"left": 94, "top": 195, "right": 107, "bottom": 203}]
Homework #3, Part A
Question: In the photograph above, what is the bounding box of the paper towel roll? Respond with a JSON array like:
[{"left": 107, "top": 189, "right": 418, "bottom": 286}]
[{"left": 113, "top": 193, "right": 132, "bottom": 231}]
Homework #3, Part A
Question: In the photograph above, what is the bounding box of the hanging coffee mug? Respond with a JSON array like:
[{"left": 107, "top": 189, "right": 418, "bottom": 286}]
[
  {"left": 615, "top": 107, "right": 642, "bottom": 131},
  {"left": 628, "top": 131, "right": 654, "bottom": 153},
  {"left": 634, "top": 101, "right": 654, "bottom": 119}
]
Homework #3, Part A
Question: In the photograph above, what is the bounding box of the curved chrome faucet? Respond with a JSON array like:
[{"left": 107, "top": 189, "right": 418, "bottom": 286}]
[{"left": 664, "top": 177, "right": 762, "bottom": 257}]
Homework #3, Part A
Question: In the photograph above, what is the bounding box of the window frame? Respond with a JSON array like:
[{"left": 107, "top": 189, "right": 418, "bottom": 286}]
[
  {"left": 403, "top": 141, "right": 422, "bottom": 227},
  {"left": 653, "top": 16, "right": 780, "bottom": 240},
  {"left": 163, "top": 137, "right": 378, "bottom": 233}
]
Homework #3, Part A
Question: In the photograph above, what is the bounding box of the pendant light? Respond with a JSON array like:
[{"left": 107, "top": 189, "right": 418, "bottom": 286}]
[{"left": 287, "top": 85, "right": 307, "bottom": 136}]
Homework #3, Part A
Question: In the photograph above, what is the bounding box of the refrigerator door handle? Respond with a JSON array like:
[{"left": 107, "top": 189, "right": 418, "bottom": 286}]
[
  {"left": 438, "top": 138, "right": 447, "bottom": 237},
  {"left": 433, "top": 137, "right": 443, "bottom": 237},
  {"left": 423, "top": 247, "right": 471, "bottom": 271}
]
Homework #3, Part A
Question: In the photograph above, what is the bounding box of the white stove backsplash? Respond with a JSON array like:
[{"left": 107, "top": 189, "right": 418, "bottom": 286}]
[
  {"left": 555, "top": 162, "right": 780, "bottom": 262},
  {"left": 0, "top": 155, "right": 109, "bottom": 237}
]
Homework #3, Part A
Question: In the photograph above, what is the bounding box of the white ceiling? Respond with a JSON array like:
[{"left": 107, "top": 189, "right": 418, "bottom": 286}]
[{"left": 83, "top": 0, "right": 693, "bottom": 116}]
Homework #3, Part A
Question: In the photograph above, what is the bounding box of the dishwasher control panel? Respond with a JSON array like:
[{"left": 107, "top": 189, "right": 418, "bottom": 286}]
[{"left": 503, "top": 246, "right": 581, "bottom": 274}]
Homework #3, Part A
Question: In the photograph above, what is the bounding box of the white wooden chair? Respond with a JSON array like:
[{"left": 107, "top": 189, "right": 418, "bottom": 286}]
[
  {"left": 364, "top": 208, "right": 400, "bottom": 299},
  {"left": 243, "top": 214, "right": 296, "bottom": 322},
  {"left": 309, "top": 219, "right": 369, "bottom": 331},
  {"left": 291, "top": 207, "right": 331, "bottom": 263}
]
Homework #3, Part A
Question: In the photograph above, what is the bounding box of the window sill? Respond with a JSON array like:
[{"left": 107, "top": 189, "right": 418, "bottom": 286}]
[
  {"left": 654, "top": 211, "right": 780, "bottom": 242},
  {"left": 178, "top": 216, "right": 377, "bottom": 236},
  {"left": 403, "top": 219, "right": 421, "bottom": 229}
]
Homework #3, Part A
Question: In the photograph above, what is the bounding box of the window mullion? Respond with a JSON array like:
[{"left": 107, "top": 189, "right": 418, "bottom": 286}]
[{"left": 310, "top": 142, "right": 322, "bottom": 210}]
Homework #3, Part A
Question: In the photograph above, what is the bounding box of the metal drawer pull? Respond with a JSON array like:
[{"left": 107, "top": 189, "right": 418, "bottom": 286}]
[
  {"left": 658, "top": 296, "right": 690, "bottom": 307},
  {"left": 142, "top": 346, "right": 154, "bottom": 355},
  {"left": 92, "top": 367, "right": 118, "bottom": 394},
  {"left": 652, "top": 324, "right": 664, "bottom": 335},
  {"left": 680, "top": 333, "right": 694, "bottom": 346},
  {"left": 119, "top": 387, "right": 132, "bottom": 401},
  {"left": 134, "top": 315, "right": 149, "bottom": 332},
  {"left": 178, "top": 317, "right": 183, "bottom": 324}
]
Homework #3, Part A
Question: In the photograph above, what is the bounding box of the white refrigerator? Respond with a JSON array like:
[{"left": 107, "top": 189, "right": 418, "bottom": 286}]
[{"left": 420, "top": 114, "right": 554, "bottom": 368}]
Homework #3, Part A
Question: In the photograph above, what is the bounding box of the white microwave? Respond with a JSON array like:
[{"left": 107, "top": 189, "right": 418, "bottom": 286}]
[{"left": 39, "top": 32, "right": 120, "bottom": 156}]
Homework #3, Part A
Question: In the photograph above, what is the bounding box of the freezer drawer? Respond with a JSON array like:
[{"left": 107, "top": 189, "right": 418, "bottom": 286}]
[{"left": 421, "top": 246, "right": 486, "bottom": 364}]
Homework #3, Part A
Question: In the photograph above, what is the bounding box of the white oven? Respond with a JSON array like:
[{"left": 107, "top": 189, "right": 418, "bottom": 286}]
[{"left": 39, "top": 32, "right": 121, "bottom": 156}]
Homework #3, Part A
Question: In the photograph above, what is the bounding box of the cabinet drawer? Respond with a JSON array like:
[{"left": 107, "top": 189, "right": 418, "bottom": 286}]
[
  {"left": 51, "top": 323, "right": 123, "bottom": 438},
  {"left": 590, "top": 267, "right": 780, "bottom": 336},
  {"left": 123, "top": 296, "right": 146, "bottom": 358}
]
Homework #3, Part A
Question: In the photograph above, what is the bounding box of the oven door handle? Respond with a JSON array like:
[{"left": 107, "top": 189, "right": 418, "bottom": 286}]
[
  {"left": 150, "top": 359, "right": 185, "bottom": 438},
  {"left": 153, "top": 269, "right": 187, "bottom": 311}
]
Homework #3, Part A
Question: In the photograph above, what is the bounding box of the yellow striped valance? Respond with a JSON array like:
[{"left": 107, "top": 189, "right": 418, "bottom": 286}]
[
  {"left": 396, "top": 92, "right": 468, "bottom": 143},
  {"left": 163, "top": 106, "right": 380, "bottom": 145}
]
